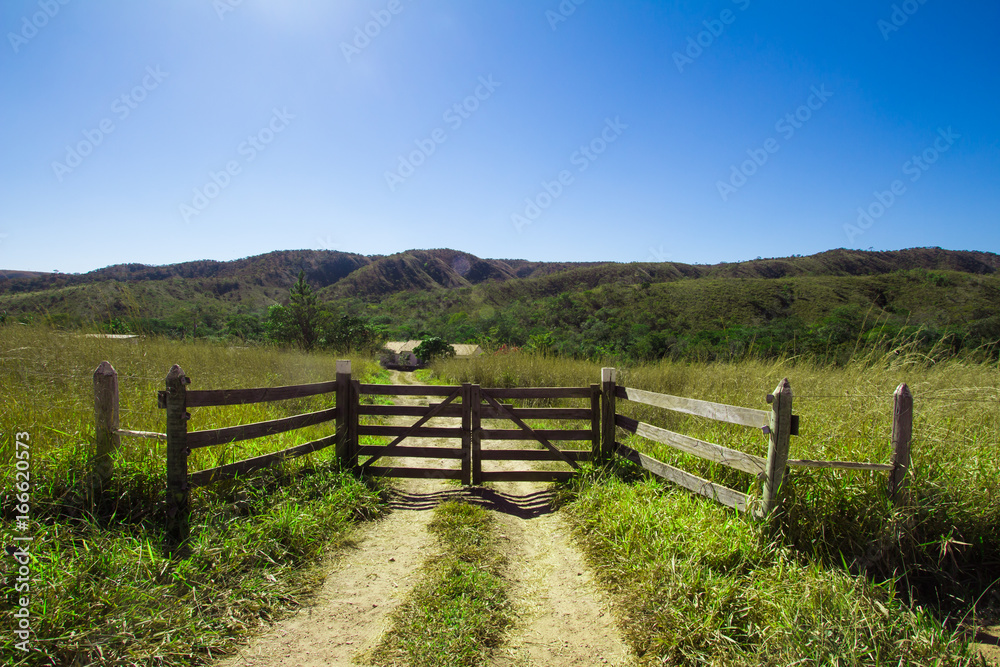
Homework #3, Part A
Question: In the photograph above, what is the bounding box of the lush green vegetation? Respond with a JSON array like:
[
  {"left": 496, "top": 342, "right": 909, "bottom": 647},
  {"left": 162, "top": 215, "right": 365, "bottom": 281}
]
[
  {"left": 413, "top": 336, "right": 456, "bottom": 364},
  {"left": 432, "top": 349, "right": 1000, "bottom": 664},
  {"left": 368, "top": 501, "right": 513, "bottom": 667},
  {"left": 356, "top": 268, "right": 1000, "bottom": 364},
  {"left": 265, "top": 270, "right": 384, "bottom": 352},
  {"left": 0, "top": 326, "right": 388, "bottom": 665},
  {"left": 3, "top": 248, "right": 999, "bottom": 364},
  {"left": 567, "top": 474, "right": 972, "bottom": 665}
]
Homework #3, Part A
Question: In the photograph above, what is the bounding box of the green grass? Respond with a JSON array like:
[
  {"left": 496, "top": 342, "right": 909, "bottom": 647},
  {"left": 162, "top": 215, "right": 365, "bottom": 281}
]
[
  {"left": 565, "top": 472, "right": 975, "bottom": 666},
  {"left": 4, "top": 324, "right": 997, "bottom": 664},
  {"left": 0, "top": 325, "right": 389, "bottom": 665},
  {"left": 368, "top": 501, "right": 513, "bottom": 667},
  {"left": 432, "top": 349, "right": 1000, "bottom": 662}
]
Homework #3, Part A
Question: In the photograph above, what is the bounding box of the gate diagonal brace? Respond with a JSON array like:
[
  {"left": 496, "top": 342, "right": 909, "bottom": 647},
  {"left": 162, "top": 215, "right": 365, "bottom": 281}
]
[
  {"left": 480, "top": 391, "right": 579, "bottom": 470},
  {"left": 361, "top": 387, "right": 462, "bottom": 470}
]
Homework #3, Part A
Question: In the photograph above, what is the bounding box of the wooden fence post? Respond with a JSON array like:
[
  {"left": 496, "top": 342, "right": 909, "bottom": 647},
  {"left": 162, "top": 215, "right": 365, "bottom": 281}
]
[
  {"left": 471, "top": 384, "right": 482, "bottom": 485},
  {"left": 590, "top": 383, "right": 601, "bottom": 463},
  {"left": 600, "top": 368, "right": 617, "bottom": 462},
  {"left": 889, "top": 383, "right": 913, "bottom": 505},
  {"left": 335, "top": 360, "right": 351, "bottom": 467},
  {"left": 349, "top": 379, "right": 360, "bottom": 469},
  {"left": 164, "top": 364, "right": 190, "bottom": 545},
  {"left": 93, "top": 361, "right": 120, "bottom": 488},
  {"left": 461, "top": 383, "right": 472, "bottom": 485},
  {"left": 762, "top": 378, "right": 793, "bottom": 523}
]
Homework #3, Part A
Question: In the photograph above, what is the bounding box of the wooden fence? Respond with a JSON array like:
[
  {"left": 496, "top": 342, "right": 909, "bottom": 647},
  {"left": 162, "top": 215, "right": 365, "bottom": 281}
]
[
  {"left": 598, "top": 368, "right": 913, "bottom": 519},
  {"left": 93, "top": 361, "right": 913, "bottom": 542}
]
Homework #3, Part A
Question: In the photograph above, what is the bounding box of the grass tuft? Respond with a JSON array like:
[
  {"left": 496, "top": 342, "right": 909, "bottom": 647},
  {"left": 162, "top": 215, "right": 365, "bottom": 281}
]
[{"left": 565, "top": 473, "right": 976, "bottom": 665}]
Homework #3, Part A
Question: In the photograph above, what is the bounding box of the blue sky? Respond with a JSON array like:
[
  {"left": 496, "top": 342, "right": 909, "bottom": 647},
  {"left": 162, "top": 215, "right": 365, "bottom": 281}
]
[{"left": 2, "top": 0, "right": 998, "bottom": 274}]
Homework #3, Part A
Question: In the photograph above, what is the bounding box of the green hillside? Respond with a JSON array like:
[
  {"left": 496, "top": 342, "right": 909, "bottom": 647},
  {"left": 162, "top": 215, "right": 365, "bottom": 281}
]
[{"left": 2, "top": 247, "right": 998, "bottom": 361}]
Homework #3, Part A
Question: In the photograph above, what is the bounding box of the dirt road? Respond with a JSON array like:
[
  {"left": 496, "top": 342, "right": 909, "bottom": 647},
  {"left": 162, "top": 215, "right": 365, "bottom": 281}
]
[{"left": 217, "top": 371, "right": 633, "bottom": 666}]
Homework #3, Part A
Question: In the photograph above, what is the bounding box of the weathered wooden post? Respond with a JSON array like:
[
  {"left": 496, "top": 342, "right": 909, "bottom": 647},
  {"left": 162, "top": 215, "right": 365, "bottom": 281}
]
[
  {"left": 762, "top": 378, "right": 793, "bottom": 523},
  {"left": 348, "top": 379, "right": 360, "bottom": 469},
  {"left": 461, "top": 383, "right": 472, "bottom": 485},
  {"left": 164, "top": 364, "right": 190, "bottom": 545},
  {"left": 470, "top": 384, "right": 482, "bottom": 485},
  {"left": 889, "top": 383, "right": 913, "bottom": 505},
  {"left": 600, "top": 368, "right": 617, "bottom": 462},
  {"left": 93, "top": 361, "right": 121, "bottom": 488},
  {"left": 590, "top": 383, "right": 601, "bottom": 462},
  {"left": 335, "top": 360, "right": 351, "bottom": 467}
]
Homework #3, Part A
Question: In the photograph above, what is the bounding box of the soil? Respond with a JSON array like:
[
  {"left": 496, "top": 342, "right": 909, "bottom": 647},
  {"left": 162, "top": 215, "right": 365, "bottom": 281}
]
[
  {"left": 974, "top": 626, "right": 1000, "bottom": 666},
  {"left": 216, "top": 371, "right": 634, "bottom": 666}
]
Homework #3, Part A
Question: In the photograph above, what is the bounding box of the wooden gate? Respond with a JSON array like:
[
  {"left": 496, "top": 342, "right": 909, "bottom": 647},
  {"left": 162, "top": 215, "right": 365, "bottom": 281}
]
[
  {"left": 346, "top": 371, "right": 601, "bottom": 484},
  {"left": 473, "top": 385, "right": 599, "bottom": 483}
]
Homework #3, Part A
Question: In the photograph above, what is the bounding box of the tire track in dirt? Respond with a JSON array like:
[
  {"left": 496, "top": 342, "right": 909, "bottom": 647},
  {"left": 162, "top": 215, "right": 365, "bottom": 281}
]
[
  {"left": 216, "top": 370, "right": 633, "bottom": 666},
  {"left": 215, "top": 505, "right": 436, "bottom": 666},
  {"left": 489, "top": 506, "right": 634, "bottom": 667}
]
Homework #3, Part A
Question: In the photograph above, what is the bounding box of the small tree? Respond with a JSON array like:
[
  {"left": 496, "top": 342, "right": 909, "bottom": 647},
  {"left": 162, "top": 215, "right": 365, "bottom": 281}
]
[
  {"left": 324, "top": 315, "right": 385, "bottom": 354},
  {"left": 289, "top": 271, "right": 324, "bottom": 351},
  {"left": 267, "top": 271, "right": 329, "bottom": 350},
  {"left": 414, "top": 337, "right": 455, "bottom": 364}
]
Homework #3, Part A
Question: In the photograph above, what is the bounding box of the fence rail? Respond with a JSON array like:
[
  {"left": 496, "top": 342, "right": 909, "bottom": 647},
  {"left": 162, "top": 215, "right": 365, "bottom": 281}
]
[
  {"left": 175, "top": 380, "right": 340, "bottom": 408},
  {"left": 186, "top": 407, "right": 339, "bottom": 449},
  {"left": 615, "top": 413, "right": 767, "bottom": 476},
  {"left": 600, "top": 367, "right": 913, "bottom": 522},
  {"left": 92, "top": 360, "right": 913, "bottom": 545},
  {"left": 603, "top": 368, "right": 784, "bottom": 517},
  {"left": 190, "top": 434, "right": 338, "bottom": 488},
  {"left": 615, "top": 385, "right": 770, "bottom": 428}
]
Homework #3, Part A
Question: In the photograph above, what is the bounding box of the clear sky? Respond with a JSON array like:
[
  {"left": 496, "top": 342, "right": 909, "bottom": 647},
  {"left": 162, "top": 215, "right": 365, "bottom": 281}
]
[{"left": 2, "top": 0, "right": 998, "bottom": 274}]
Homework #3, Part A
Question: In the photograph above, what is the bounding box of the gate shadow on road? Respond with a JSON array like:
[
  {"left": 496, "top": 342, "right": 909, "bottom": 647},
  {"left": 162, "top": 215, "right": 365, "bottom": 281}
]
[{"left": 388, "top": 487, "right": 557, "bottom": 519}]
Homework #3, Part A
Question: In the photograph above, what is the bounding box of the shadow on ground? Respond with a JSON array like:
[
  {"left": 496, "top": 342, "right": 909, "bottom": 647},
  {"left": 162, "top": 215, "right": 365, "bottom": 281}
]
[{"left": 388, "top": 487, "right": 557, "bottom": 519}]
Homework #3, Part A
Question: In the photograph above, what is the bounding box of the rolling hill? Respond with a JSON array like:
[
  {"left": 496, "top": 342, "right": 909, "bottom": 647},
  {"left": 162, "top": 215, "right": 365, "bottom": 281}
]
[{"left": 2, "top": 246, "right": 998, "bottom": 361}]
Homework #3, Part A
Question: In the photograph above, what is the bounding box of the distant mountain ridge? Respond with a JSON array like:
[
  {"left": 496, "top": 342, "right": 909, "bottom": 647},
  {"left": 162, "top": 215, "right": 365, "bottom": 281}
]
[
  {"left": 2, "top": 247, "right": 997, "bottom": 303},
  {"left": 3, "top": 246, "right": 998, "bottom": 361}
]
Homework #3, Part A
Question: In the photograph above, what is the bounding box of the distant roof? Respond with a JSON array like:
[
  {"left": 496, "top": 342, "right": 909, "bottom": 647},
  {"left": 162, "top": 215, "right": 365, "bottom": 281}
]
[
  {"left": 384, "top": 341, "right": 483, "bottom": 357},
  {"left": 384, "top": 340, "right": 422, "bottom": 353},
  {"left": 83, "top": 334, "right": 139, "bottom": 339}
]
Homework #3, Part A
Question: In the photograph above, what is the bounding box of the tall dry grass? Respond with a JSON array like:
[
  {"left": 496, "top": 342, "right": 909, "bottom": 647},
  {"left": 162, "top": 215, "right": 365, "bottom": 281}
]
[{"left": 0, "top": 325, "right": 380, "bottom": 483}]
